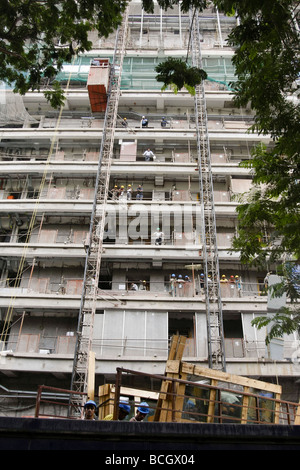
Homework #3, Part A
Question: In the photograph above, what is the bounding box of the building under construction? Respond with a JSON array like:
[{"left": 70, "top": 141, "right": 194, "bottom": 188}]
[{"left": 0, "top": 0, "right": 299, "bottom": 428}]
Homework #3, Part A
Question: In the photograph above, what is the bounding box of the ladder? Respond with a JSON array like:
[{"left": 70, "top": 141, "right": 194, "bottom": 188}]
[
  {"left": 69, "top": 7, "right": 129, "bottom": 416},
  {"left": 190, "top": 10, "right": 226, "bottom": 372}
]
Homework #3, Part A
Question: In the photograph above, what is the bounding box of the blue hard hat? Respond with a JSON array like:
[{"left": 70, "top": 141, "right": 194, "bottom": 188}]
[
  {"left": 137, "top": 402, "right": 149, "bottom": 414},
  {"left": 84, "top": 400, "right": 97, "bottom": 408},
  {"left": 119, "top": 403, "right": 131, "bottom": 413}
]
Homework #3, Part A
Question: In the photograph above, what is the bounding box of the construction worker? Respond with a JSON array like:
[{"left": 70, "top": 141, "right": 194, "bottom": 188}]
[
  {"left": 220, "top": 274, "right": 228, "bottom": 296},
  {"left": 129, "top": 282, "right": 138, "bottom": 291},
  {"left": 234, "top": 275, "right": 241, "bottom": 296},
  {"left": 111, "top": 185, "right": 119, "bottom": 200},
  {"left": 153, "top": 227, "right": 164, "bottom": 245},
  {"left": 130, "top": 402, "right": 150, "bottom": 422},
  {"left": 121, "top": 117, "right": 128, "bottom": 127},
  {"left": 83, "top": 400, "right": 97, "bottom": 420},
  {"left": 143, "top": 148, "right": 155, "bottom": 161},
  {"left": 127, "top": 184, "right": 133, "bottom": 200},
  {"left": 103, "top": 402, "right": 131, "bottom": 421},
  {"left": 161, "top": 116, "right": 168, "bottom": 128},
  {"left": 170, "top": 273, "right": 177, "bottom": 297},
  {"left": 119, "top": 185, "right": 126, "bottom": 200},
  {"left": 136, "top": 184, "right": 143, "bottom": 200},
  {"left": 229, "top": 275, "right": 235, "bottom": 296},
  {"left": 139, "top": 280, "right": 147, "bottom": 290},
  {"left": 200, "top": 273, "right": 205, "bottom": 291},
  {"left": 177, "top": 274, "right": 185, "bottom": 297},
  {"left": 141, "top": 115, "right": 148, "bottom": 127}
]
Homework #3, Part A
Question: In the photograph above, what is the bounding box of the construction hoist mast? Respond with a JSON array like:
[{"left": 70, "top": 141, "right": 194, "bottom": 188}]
[
  {"left": 190, "top": 10, "right": 226, "bottom": 372},
  {"left": 69, "top": 8, "right": 129, "bottom": 417}
]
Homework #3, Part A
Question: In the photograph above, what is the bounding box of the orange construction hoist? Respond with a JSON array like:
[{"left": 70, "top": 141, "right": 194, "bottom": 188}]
[{"left": 87, "top": 58, "right": 110, "bottom": 113}]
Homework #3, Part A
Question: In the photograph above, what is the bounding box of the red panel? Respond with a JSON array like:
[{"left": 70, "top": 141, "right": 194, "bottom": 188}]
[{"left": 87, "top": 59, "right": 110, "bottom": 112}]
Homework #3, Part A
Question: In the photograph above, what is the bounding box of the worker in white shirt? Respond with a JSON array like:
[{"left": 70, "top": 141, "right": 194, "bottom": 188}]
[
  {"left": 143, "top": 148, "right": 155, "bottom": 161},
  {"left": 153, "top": 227, "right": 164, "bottom": 245}
]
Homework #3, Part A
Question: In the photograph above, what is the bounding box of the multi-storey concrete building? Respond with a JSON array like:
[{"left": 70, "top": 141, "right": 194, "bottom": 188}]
[{"left": 0, "top": 1, "right": 299, "bottom": 416}]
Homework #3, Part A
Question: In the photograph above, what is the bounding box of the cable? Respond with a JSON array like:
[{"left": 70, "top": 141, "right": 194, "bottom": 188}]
[{"left": 0, "top": 59, "right": 77, "bottom": 349}]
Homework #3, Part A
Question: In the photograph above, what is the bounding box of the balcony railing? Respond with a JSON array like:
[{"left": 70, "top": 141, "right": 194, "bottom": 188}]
[
  {"left": 0, "top": 279, "right": 268, "bottom": 299},
  {"left": 4, "top": 333, "right": 297, "bottom": 362}
]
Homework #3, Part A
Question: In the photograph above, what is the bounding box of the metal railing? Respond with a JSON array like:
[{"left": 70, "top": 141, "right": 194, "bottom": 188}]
[
  {"left": 5, "top": 332, "right": 298, "bottom": 362},
  {"left": 33, "top": 370, "right": 300, "bottom": 425},
  {"left": 35, "top": 385, "right": 86, "bottom": 419},
  {"left": 0, "top": 278, "right": 270, "bottom": 298},
  {"left": 112, "top": 368, "right": 300, "bottom": 425}
]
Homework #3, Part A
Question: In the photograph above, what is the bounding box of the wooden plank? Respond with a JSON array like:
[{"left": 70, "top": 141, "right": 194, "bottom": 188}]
[
  {"left": 207, "top": 380, "right": 217, "bottom": 423},
  {"left": 241, "top": 386, "right": 250, "bottom": 424},
  {"left": 110, "top": 386, "right": 159, "bottom": 401},
  {"left": 274, "top": 393, "right": 281, "bottom": 424},
  {"left": 166, "top": 360, "right": 180, "bottom": 374},
  {"left": 174, "top": 372, "right": 187, "bottom": 422},
  {"left": 176, "top": 336, "right": 187, "bottom": 360},
  {"left": 98, "top": 384, "right": 114, "bottom": 419},
  {"left": 181, "top": 362, "right": 282, "bottom": 394},
  {"left": 168, "top": 335, "right": 179, "bottom": 360},
  {"left": 156, "top": 380, "right": 172, "bottom": 422},
  {"left": 154, "top": 336, "right": 187, "bottom": 422},
  {"left": 87, "top": 351, "right": 95, "bottom": 401}
]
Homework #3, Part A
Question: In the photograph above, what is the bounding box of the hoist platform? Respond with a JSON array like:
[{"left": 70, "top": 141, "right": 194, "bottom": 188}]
[{"left": 87, "top": 58, "right": 110, "bottom": 112}]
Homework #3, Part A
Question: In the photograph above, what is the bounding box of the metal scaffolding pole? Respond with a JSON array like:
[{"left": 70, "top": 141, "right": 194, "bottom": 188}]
[
  {"left": 69, "top": 7, "right": 129, "bottom": 417},
  {"left": 190, "top": 9, "right": 226, "bottom": 372}
]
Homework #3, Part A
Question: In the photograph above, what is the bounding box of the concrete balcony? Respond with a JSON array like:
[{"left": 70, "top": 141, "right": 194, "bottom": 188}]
[
  {"left": 0, "top": 159, "right": 251, "bottom": 178},
  {"left": 1, "top": 331, "right": 297, "bottom": 379},
  {"left": 0, "top": 284, "right": 267, "bottom": 313},
  {"left": 0, "top": 126, "right": 272, "bottom": 144},
  {"left": 0, "top": 241, "right": 240, "bottom": 262},
  {"left": 0, "top": 198, "right": 239, "bottom": 217}
]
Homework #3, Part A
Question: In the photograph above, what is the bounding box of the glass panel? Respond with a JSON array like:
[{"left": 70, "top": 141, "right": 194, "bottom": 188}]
[
  {"left": 182, "top": 379, "right": 211, "bottom": 422},
  {"left": 247, "top": 389, "right": 275, "bottom": 424},
  {"left": 217, "top": 382, "right": 243, "bottom": 423}
]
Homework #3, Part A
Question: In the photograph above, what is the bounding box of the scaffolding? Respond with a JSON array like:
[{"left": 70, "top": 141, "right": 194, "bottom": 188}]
[
  {"left": 191, "top": 10, "right": 226, "bottom": 372},
  {"left": 69, "top": 7, "right": 129, "bottom": 417}
]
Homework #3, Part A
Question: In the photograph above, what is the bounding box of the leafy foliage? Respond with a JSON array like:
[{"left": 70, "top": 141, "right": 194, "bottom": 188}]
[
  {"left": 0, "top": 0, "right": 127, "bottom": 107},
  {"left": 142, "top": 0, "right": 208, "bottom": 14},
  {"left": 220, "top": 0, "right": 300, "bottom": 265},
  {"left": 232, "top": 142, "right": 300, "bottom": 265},
  {"left": 251, "top": 263, "right": 300, "bottom": 344},
  {"left": 155, "top": 57, "right": 207, "bottom": 95},
  {"left": 252, "top": 308, "right": 300, "bottom": 345}
]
